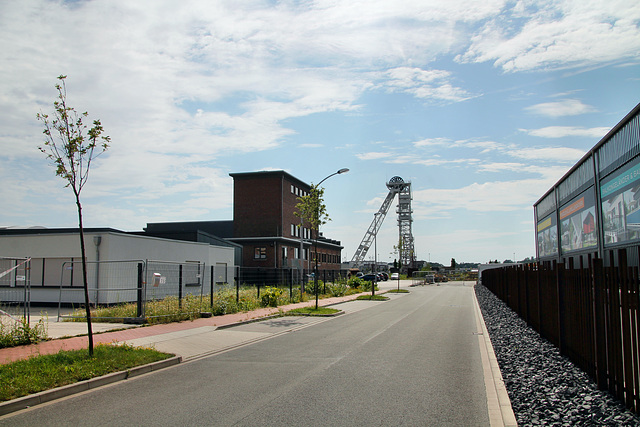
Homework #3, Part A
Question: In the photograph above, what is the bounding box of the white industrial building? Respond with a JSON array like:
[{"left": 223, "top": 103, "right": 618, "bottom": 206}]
[{"left": 0, "top": 227, "right": 236, "bottom": 305}]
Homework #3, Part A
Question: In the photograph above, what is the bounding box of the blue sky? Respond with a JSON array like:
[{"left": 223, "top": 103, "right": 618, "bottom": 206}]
[{"left": 1, "top": 0, "right": 639, "bottom": 265}]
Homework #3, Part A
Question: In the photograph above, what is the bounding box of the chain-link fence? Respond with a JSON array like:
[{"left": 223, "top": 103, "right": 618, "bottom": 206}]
[{"left": 0, "top": 257, "right": 31, "bottom": 322}]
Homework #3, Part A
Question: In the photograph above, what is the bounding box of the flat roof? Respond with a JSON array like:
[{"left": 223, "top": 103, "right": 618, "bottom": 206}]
[{"left": 229, "top": 170, "right": 310, "bottom": 188}]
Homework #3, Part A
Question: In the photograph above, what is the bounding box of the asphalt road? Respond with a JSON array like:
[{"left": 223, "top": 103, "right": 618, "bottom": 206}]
[{"left": 1, "top": 282, "right": 490, "bottom": 426}]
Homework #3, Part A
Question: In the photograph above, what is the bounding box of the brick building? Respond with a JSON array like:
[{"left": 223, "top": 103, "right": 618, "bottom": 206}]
[
  {"left": 144, "top": 170, "right": 343, "bottom": 272},
  {"left": 230, "top": 170, "right": 343, "bottom": 271}
]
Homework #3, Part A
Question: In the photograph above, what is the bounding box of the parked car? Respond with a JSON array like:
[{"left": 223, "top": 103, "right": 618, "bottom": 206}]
[
  {"left": 380, "top": 272, "right": 389, "bottom": 281},
  {"left": 390, "top": 272, "right": 399, "bottom": 280},
  {"left": 361, "top": 273, "right": 377, "bottom": 282}
]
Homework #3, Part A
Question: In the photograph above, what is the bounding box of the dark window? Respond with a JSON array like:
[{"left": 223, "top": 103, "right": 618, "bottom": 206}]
[{"left": 254, "top": 247, "right": 267, "bottom": 259}]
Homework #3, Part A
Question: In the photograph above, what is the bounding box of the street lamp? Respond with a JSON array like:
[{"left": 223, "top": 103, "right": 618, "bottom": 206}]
[{"left": 313, "top": 168, "right": 349, "bottom": 309}]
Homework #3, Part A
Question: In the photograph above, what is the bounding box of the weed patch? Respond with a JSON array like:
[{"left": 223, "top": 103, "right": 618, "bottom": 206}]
[{"left": 0, "top": 317, "right": 47, "bottom": 349}]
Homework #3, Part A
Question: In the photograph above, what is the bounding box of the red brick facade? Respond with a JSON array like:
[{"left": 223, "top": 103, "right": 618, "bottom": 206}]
[{"left": 230, "top": 171, "right": 343, "bottom": 270}]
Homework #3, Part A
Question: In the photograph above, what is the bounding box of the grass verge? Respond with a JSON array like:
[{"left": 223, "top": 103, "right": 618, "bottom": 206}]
[
  {"left": 285, "top": 307, "right": 341, "bottom": 316},
  {"left": 356, "top": 295, "right": 389, "bottom": 301},
  {"left": 386, "top": 289, "right": 409, "bottom": 293},
  {"left": 0, "top": 343, "right": 172, "bottom": 402}
]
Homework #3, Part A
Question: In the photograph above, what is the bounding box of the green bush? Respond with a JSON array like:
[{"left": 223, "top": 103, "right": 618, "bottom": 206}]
[
  {"left": 261, "top": 286, "right": 284, "bottom": 307},
  {"left": 326, "top": 281, "right": 348, "bottom": 297},
  {"left": 347, "top": 277, "right": 364, "bottom": 289},
  {"left": 359, "top": 280, "right": 379, "bottom": 292}
]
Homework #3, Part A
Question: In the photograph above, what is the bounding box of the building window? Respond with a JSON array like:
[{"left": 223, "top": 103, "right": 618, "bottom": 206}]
[
  {"left": 291, "top": 224, "right": 295, "bottom": 236},
  {"left": 283, "top": 247, "right": 288, "bottom": 259},
  {"left": 254, "top": 247, "right": 267, "bottom": 259},
  {"left": 294, "top": 247, "right": 299, "bottom": 259},
  {"left": 291, "top": 184, "right": 294, "bottom": 193}
]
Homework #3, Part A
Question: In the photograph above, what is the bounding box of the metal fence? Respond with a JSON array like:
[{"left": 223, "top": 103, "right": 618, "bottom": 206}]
[
  {"left": 52, "top": 261, "right": 348, "bottom": 320},
  {"left": 0, "top": 257, "right": 31, "bottom": 322},
  {"left": 57, "top": 260, "right": 216, "bottom": 320},
  {"left": 481, "top": 248, "right": 640, "bottom": 415}
]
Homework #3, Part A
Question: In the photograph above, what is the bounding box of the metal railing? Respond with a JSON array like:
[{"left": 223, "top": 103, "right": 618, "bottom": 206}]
[{"left": 0, "top": 257, "right": 31, "bottom": 322}]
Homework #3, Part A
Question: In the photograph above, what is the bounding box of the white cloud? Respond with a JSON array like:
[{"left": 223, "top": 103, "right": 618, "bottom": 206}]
[
  {"left": 413, "top": 138, "right": 453, "bottom": 148},
  {"left": 379, "top": 67, "right": 473, "bottom": 102},
  {"left": 508, "top": 146, "right": 586, "bottom": 162},
  {"left": 413, "top": 178, "right": 550, "bottom": 212},
  {"left": 356, "top": 152, "right": 391, "bottom": 160},
  {"left": 522, "top": 126, "right": 610, "bottom": 138},
  {"left": 525, "top": 99, "right": 596, "bottom": 117},
  {"left": 458, "top": 0, "right": 640, "bottom": 72}
]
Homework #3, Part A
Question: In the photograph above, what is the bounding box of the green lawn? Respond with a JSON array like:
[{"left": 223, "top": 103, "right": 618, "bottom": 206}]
[{"left": 0, "top": 343, "right": 172, "bottom": 402}]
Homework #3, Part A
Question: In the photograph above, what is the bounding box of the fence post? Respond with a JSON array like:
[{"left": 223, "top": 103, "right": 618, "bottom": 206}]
[
  {"left": 323, "top": 270, "right": 326, "bottom": 294},
  {"left": 210, "top": 265, "right": 214, "bottom": 309},
  {"left": 618, "top": 248, "right": 635, "bottom": 409},
  {"left": 178, "top": 264, "right": 183, "bottom": 310},
  {"left": 558, "top": 260, "right": 566, "bottom": 354},
  {"left": 137, "top": 262, "right": 144, "bottom": 317}
]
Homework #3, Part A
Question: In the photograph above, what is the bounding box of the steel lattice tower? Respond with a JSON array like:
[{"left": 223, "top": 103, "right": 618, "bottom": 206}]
[{"left": 351, "top": 176, "right": 415, "bottom": 271}]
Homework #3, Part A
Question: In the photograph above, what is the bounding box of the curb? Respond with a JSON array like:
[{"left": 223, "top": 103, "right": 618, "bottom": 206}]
[
  {"left": 0, "top": 356, "right": 182, "bottom": 416},
  {"left": 472, "top": 287, "right": 517, "bottom": 427}
]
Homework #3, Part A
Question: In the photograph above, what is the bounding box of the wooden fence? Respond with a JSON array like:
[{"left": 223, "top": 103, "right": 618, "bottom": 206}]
[{"left": 482, "top": 249, "right": 640, "bottom": 415}]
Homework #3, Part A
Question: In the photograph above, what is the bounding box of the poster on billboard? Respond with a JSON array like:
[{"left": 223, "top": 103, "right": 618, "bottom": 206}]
[
  {"left": 559, "top": 189, "right": 597, "bottom": 253},
  {"left": 537, "top": 214, "right": 558, "bottom": 258},
  {"left": 600, "top": 157, "right": 640, "bottom": 245}
]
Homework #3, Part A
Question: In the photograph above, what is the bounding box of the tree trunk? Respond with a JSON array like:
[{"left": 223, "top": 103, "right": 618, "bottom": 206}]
[{"left": 76, "top": 195, "right": 94, "bottom": 356}]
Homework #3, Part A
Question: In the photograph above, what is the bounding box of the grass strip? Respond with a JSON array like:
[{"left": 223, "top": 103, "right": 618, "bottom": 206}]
[
  {"left": 355, "top": 295, "right": 389, "bottom": 301},
  {"left": 0, "top": 343, "right": 172, "bottom": 402},
  {"left": 386, "top": 289, "right": 409, "bottom": 293},
  {"left": 285, "top": 307, "right": 341, "bottom": 316}
]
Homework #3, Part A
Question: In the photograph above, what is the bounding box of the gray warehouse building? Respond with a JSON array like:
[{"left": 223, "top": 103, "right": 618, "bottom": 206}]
[{"left": 535, "top": 102, "right": 640, "bottom": 266}]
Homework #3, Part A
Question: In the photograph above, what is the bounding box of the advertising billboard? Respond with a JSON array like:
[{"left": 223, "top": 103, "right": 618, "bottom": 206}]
[
  {"left": 559, "top": 189, "right": 597, "bottom": 253},
  {"left": 537, "top": 214, "right": 558, "bottom": 258},
  {"left": 601, "top": 157, "right": 640, "bottom": 245}
]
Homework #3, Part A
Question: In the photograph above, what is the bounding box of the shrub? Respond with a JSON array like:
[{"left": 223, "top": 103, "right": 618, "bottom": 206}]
[
  {"left": 261, "top": 286, "right": 284, "bottom": 307},
  {"left": 359, "top": 280, "right": 379, "bottom": 292},
  {"left": 347, "top": 277, "right": 364, "bottom": 289},
  {"left": 326, "top": 281, "right": 348, "bottom": 297}
]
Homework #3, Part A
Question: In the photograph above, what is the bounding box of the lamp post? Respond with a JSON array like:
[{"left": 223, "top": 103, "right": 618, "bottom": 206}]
[
  {"left": 313, "top": 168, "right": 349, "bottom": 309},
  {"left": 373, "top": 212, "right": 378, "bottom": 297}
]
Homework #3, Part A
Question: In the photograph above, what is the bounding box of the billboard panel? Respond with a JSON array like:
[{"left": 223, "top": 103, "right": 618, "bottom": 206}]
[
  {"left": 559, "top": 189, "right": 597, "bottom": 253},
  {"left": 601, "top": 157, "right": 640, "bottom": 246},
  {"left": 537, "top": 214, "right": 558, "bottom": 258}
]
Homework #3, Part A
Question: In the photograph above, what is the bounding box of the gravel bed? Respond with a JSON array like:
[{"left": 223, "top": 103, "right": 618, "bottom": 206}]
[{"left": 475, "top": 284, "right": 640, "bottom": 426}]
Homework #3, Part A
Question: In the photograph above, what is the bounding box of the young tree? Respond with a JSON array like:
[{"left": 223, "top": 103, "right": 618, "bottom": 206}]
[
  {"left": 294, "top": 185, "right": 329, "bottom": 309},
  {"left": 37, "top": 75, "right": 110, "bottom": 356}
]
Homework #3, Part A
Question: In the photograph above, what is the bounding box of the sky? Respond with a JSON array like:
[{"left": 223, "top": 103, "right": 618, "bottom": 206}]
[{"left": 1, "top": 0, "right": 639, "bottom": 266}]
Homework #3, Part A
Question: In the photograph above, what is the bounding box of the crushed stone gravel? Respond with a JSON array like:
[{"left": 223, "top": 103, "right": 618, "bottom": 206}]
[{"left": 475, "top": 284, "right": 640, "bottom": 426}]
